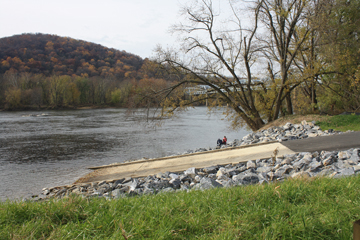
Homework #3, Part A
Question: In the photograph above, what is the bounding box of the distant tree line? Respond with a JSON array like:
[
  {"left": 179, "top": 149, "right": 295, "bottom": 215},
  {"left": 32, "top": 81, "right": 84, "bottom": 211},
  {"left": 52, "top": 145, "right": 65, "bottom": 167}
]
[{"left": 0, "top": 59, "right": 182, "bottom": 110}]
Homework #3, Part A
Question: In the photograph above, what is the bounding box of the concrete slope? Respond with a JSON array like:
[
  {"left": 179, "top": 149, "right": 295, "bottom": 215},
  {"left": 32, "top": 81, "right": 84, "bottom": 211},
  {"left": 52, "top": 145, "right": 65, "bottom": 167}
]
[
  {"left": 75, "top": 131, "right": 360, "bottom": 184},
  {"left": 76, "top": 142, "right": 294, "bottom": 183}
]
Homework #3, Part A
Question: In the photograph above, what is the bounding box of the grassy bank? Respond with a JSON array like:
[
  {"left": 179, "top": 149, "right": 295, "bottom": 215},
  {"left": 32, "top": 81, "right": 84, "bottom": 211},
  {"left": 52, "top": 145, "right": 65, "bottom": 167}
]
[
  {"left": 1, "top": 176, "right": 360, "bottom": 239},
  {"left": 316, "top": 114, "right": 360, "bottom": 132},
  {"left": 259, "top": 113, "right": 360, "bottom": 132}
]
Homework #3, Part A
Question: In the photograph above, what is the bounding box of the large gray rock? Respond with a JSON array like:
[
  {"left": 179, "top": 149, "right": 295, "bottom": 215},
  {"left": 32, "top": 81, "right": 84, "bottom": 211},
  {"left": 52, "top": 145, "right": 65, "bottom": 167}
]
[
  {"left": 199, "top": 177, "right": 223, "bottom": 190},
  {"left": 113, "top": 179, "right": 125, "bottom": 187},
  {"left": 122, "top": 179, "right": 139, "bottom": 191},
  {"left": 169, "top": 178, "right": 182, "bottom": 189},
  {"left": 169, "top": 173, "right": 179, "bottom": 180},
  {"left": 333, "top": 160, "right": 352, "bottom": 169},
  {"left": 283, "top": 122, "right": 292, "bottom": 130},
  {"left": 302, "top": 154, "right": 313, "bottom": 164},
  {"left": 42, "top": 188, "right": 50, "bottom": 195},
  {"left": 353, "top": 165, "right": 360, "bottom": 173},
  {"left": 338, "top": 151, "right": 351, "bottom": 160},
  {"left": 275, "top": 165, "right": 293, "bottom": 176},
  {"left": 98, "top": 180, "right": 107, "bottom": 186},
  {"left": 322, "top": 157, "right": 334, "bottom": 166},
  {"left": 143, "top": 187, "right": 155, "bottom": 195},
  {"left": 180, "top": 185, "right": 190, "bottom": 191},
  {"left": 184, "top": 167, "right": 197, "bottom": 177},
  {"left": 237, "top": 166, "right": 247, "bottom": 173},
  {"left": 216, "top": 167, "right": 226, "bottom": 179},
  {"left": 350, "top": 149, "right": 360, "bottom": 162},
  {"left": 203, "top": 166, "right": 218, "bottom": 174},
  {"left": 257, "top": 166, "right": 272, "bottom": 173},
  {"left": 145, "top": 180, "right": 171, "bottom": 190},
  {"left": 320, "top": 151, "right": 335, "bottom": 160},
  {"left": 344, "top": 160, "right": 357, "bottom": 166},
  {"left": 207, "top": 173, "right": 217, "bottom": 179},
  {"left": 179, "top": 174, "right": 191, "bottom": 182},
  {"left": 233, "top": 173, "right": 259, "bottom": 185},
  {"left": 247, "top": 160, "right": 256, "bottom": 169},
  {"left": 221, "top": 180, "right": 235, "bottom": 188},
  {"left": 129, "top": 188, "right": 142, "bottom": 196},
  {"left": 293, "top": 159, "right": 307, "bottom": 170},
  {"left": 316, "top": 168, "right": 336, "bottom": 177},
  {"left": 71, "top": 187, "right": 81, "bottom": 194},
  {"left": 281, "top": 158, "right": 292, "bottom": 165},
  {"left": 194, "top": 175, "right": 202, "bottom": 182},
  {"left": 309, "top": 160, "right": 323, "bottom": 172},
  {"left": 225, "top": 167, "right": 240, "bottom": 177},
  {"left": 291, "top": 171, "right": 311, "bottom": 179},
  {"left": 191, "top": 183, "right": 201, "bottom": 191},
  {"left": 335, "top": 168, "right": 355, "bottom": 178},
  {"left": 241, "top": 173, "right": 260, "bottom": 185},
  {"left": 122, "top": 177, "right": 132, "bottom": 184},
  {"left": 308, "top": 133, "right": 318, "bottom": 138},
  {"left": 117, "top": 186, "right": 130, "bottom": 193},
  {"left": 195, "top": 148, "right": 208, "bottom": 153}
]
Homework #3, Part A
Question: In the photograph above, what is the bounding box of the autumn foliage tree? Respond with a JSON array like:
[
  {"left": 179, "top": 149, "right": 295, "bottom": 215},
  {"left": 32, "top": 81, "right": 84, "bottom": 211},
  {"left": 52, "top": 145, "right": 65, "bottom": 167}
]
[{"left": 313, "top": 0, "right": 360, "bottom": 113}]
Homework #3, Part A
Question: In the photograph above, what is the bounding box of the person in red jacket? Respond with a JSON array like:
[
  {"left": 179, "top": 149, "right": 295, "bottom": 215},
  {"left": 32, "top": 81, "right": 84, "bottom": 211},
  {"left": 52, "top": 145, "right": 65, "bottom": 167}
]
[{"left": 222, "top": 136, "right": 227, "bottom": 145}]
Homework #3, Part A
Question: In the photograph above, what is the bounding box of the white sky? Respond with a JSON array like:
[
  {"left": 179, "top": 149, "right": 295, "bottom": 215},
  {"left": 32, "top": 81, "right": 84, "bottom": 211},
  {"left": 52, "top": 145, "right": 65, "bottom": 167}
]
[{"left": 0, "top": 0, "right": 184, "bottom": 59}]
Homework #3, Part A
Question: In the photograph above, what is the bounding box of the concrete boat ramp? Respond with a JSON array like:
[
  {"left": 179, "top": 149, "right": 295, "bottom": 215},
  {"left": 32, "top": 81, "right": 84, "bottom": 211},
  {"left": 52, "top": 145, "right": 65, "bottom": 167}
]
[
  {"left": 75, "top": 142, "right": 295, "bottom": 184},
  {"left": 75, "top": 131, "right": 360, "bottom": 184}
]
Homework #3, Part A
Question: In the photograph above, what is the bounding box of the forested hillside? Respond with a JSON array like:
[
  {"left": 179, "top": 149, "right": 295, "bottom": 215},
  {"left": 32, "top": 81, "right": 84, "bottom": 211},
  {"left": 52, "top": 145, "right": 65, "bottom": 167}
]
[
  {"left": 0, "top": 33, "right": 181, "bottom": 110},
  {"left": 0, "top": 33, "right": 143, "bottom": 78}
]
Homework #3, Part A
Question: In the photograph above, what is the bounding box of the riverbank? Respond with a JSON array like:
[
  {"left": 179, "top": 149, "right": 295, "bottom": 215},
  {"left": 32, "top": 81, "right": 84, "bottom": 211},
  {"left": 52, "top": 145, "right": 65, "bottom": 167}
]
[
  {"left": 1, "top": 115, "right": 359, "bottom": 239},
  {"left": 36, "top": 119, "right": 359, "bottom": 201},
  {"left": 0, "top": 104, "right": 116, "bottom": 111}
]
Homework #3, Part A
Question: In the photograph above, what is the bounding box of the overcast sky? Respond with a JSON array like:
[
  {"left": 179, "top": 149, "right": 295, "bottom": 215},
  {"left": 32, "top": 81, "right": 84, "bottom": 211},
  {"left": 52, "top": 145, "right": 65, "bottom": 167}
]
[{"left": 0, "top": 0, "right": 184, "bottom": 59}]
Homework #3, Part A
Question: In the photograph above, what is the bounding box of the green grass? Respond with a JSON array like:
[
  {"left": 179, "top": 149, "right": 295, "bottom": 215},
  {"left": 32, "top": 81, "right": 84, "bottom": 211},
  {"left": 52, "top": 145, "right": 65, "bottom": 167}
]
[
  {"left": 1, "top": 175, "right": 360, "bottom": 239},
  {"left": 316, "top": 114, "right": 360, "bottom": 132}
]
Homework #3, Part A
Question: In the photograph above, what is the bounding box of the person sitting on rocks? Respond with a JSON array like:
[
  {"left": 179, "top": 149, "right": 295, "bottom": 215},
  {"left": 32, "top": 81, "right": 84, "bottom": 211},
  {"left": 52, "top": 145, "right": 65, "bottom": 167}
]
[
  {"left": 222, "top": 136, "right": 227, "bottom": 145},
  {"left": 217, "top": 138, "right": 223, "bottom": 146}
]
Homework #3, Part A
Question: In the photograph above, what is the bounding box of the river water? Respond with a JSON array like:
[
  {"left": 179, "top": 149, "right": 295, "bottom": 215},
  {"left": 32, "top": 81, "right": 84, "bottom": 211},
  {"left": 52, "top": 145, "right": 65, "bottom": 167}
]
[{"left": 0, "top": 107, "right": 251, "bottom": 201}]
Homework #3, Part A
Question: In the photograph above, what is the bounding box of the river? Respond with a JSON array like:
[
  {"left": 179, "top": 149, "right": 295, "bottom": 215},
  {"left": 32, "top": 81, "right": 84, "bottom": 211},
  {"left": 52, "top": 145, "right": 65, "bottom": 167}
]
[{"left": 0, "top": 107, "right": 251, "bottom": 201}]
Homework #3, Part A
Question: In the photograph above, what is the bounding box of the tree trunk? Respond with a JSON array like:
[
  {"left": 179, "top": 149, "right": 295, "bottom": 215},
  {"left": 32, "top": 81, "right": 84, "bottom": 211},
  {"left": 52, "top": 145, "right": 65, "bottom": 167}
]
[{"left": 285, "top": 91, "right": 293, "bottom": 115}]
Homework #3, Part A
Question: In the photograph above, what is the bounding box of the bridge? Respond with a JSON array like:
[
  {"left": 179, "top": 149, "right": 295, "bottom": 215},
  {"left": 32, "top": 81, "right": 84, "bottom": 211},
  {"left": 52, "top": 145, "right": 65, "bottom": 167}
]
[
  {"left": 185, "top": 85, "right": 213, "bottom": 96},
  {"left": 184, "top": 79, "right": 263, "bottom": 96}
]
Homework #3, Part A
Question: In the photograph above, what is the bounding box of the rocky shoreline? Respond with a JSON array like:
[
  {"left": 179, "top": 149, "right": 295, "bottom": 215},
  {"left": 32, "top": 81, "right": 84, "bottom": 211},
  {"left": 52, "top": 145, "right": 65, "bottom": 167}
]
[{"left": 34, "top": 121, "right": 359, "bottom": 201}]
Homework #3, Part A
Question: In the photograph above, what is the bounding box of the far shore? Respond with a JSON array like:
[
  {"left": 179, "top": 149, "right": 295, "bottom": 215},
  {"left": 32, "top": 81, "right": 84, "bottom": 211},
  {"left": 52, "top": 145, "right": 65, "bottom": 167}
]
[{"left": 0, "top": 105, "right": 119, "bottom": 112}]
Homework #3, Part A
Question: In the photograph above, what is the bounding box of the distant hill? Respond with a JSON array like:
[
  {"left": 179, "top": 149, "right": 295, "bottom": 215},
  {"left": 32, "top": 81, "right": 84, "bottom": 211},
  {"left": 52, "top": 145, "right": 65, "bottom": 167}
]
[{"left": 0, "top": 33, "right": 143, "bottom": 78}]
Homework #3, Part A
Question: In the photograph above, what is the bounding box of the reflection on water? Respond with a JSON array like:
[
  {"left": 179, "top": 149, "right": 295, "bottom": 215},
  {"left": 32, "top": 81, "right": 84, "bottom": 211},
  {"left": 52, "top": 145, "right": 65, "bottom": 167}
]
[{"left": 0, "top": 107, "right": 251, "bottom": 200}]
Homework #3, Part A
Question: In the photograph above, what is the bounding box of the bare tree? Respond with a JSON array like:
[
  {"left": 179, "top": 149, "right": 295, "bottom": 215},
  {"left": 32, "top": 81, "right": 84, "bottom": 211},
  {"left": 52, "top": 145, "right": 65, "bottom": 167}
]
[
  {"left": 153, "top": 0, "right": 270, "bottom": 131},
  {"left": 152, "top": 0, "right": 312, "bottom": 130}
]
